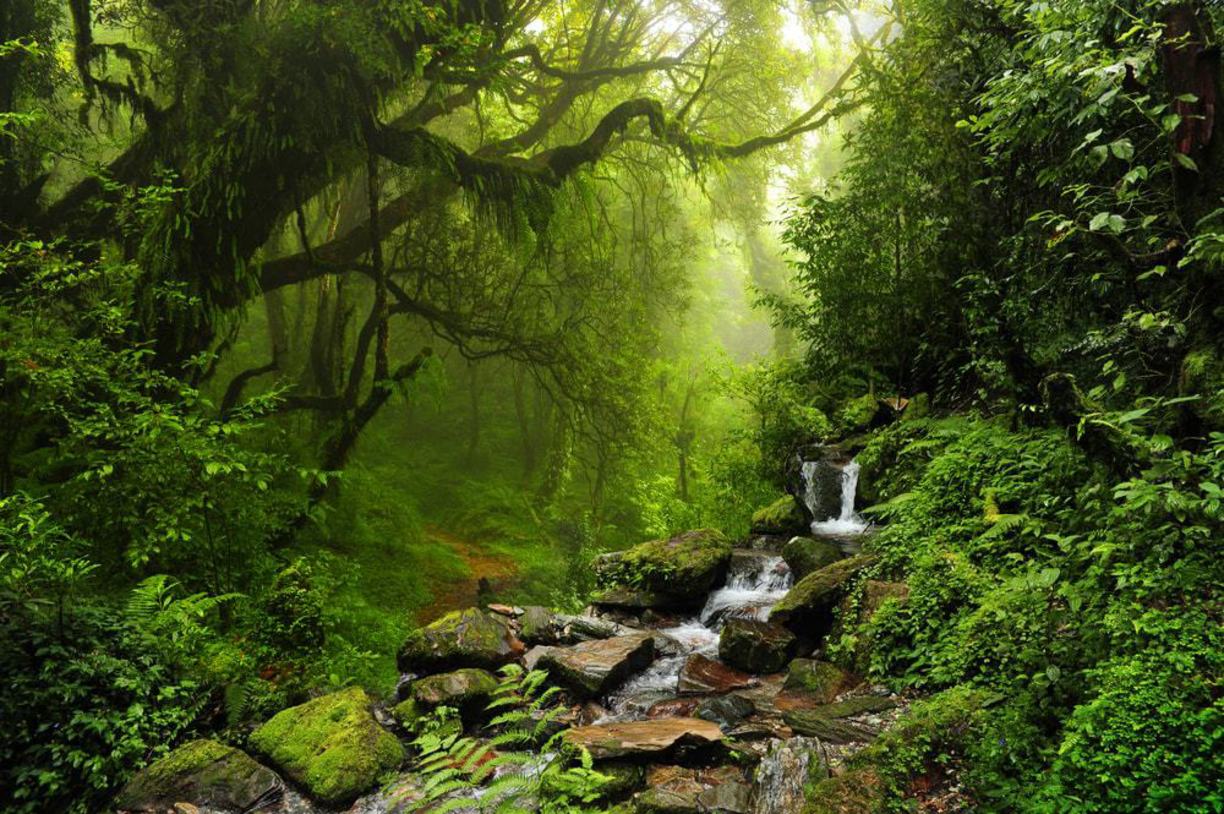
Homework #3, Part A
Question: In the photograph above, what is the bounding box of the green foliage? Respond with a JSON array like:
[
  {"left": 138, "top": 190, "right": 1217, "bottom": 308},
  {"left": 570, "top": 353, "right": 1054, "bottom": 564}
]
[
  {"left": 834, "top": 409, "right": 1223, "bottom": 810},
  {"left": 402, "top": 665, "right": 610, "bottom": 813}
]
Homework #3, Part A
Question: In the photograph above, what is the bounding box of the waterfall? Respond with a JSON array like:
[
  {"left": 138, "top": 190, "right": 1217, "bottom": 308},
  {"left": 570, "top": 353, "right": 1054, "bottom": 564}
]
[
  {"left": 808, "top": 458, "right": 869, "bottom": 536},
  {"left": 597, "top": 555, "right": 791, "bottom": 722}
]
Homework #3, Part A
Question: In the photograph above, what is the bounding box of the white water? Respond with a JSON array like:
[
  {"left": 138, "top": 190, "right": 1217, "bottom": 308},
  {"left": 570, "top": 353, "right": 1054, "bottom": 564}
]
[
  {"left": 809, "top": 458, "right": 870, "bottom": 536},
  {"left": 700, "top": 555, "right": 791, "bottom": 625},
  {"left": 598, "top": 555, "right": 792, "bottom": 722}
]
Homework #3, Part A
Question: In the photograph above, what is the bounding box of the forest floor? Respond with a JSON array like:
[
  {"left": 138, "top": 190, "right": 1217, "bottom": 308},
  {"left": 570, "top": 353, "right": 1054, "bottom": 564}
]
[{"left": 417, "top": 527, "right": 520, "bottom": 623}]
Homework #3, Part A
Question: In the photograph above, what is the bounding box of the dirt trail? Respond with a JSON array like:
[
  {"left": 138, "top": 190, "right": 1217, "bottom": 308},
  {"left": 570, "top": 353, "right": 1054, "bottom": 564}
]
[{"left": 417, "top": 527, "right": 520, "bottom": 623}]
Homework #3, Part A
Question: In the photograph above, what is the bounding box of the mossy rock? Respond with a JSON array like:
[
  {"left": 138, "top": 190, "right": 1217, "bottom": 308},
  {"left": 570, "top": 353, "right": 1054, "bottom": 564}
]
[
  {"left": 519, "top": 605, "right": 558, "bottom": 644},
  {"left": 542, "top": 760, "right": 645, "bottom": 801},
  {"left": 770, "top": 554, "right": 876, "bottom": 638},
  {"left": 248, "top": 687, "right": 404, "bottom": 806},
  {"left": 718, "top": 618, "right": 796, "bottom": 674},
  {"left": 783, "top": 659, "right": 854, "bottom": 703},
  {"left": 595, "top": 529, "right": 732, "bottom": 599},
  {"left": 782, "top": 536, "right": 844, "bottom": 579},
  {"left": 115, "top": 739, "right": 283, "bottom": 813},
  {"left": 750, "top": 496, "right": 808, "bottom": 535},
  {"left": 398, "top": 607, "right": 525, "bottom": 673},
  {"left": 410, "top": 667, "right": 499, "bottom": 707},
  {"left": 838, "top": 394, "right": 881, "bottom": 433},
  {"left": 781, "top": 708, "right": 875, "bottom": 743},
  {"left": 803, "top": 767, "right": 883, "bottom": 814}
]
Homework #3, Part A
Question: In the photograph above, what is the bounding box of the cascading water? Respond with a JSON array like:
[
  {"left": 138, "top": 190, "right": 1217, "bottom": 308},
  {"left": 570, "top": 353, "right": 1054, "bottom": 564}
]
[
  {"left": 807, "top": 458, "right": 869, "bottom": 536},
  {"left": 597, "top": 554, "right": 792, "bottom": 722}
]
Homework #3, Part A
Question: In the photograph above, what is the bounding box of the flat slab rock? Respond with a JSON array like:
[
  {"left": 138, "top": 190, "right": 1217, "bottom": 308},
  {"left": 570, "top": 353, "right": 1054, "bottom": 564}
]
[
  {"left": 539, "top": 632, "right": 655, "bottom": 697},
  {"left": 562, "top": 717, "right": 725, "bottom": 760},
  {"left": 678, "top": 653, "right": 759, "bottom": 695}
]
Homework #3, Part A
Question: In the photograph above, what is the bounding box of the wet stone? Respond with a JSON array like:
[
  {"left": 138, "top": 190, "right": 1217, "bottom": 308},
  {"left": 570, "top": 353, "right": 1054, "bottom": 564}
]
[
  {"left": 539, "top": 632, "right": 656, "bottom": 698},
  {"left": 677, "top": 654, "right": 758, "bottom": 695}
]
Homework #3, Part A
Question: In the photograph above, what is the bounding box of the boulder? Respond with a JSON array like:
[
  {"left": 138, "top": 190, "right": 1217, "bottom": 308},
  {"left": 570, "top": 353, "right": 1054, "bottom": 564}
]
[
  {"left": 677, "top": 654, "right": 758, "bottom": 695},
  {"left": 779, "top": 697, "right": 896, "bottom": 744},
  {"left": 539, "top": 632, "right": 655, "bottom": 698},
  {"left": 751, "top": 736, "right": 828, "bottom": 814},
  {"left": 636, "top": 766, "right": 751, "bottom": 814},
  {"left": 718, "top": 619, "right": 796, "bottom": 675},
  {"left": 749, "top": 496, "right": 807, "bottom": 536},
  {"left": 523, "top": 644, "right": 559, "bottom": 671},
  {"left": 594, "top": 529, "right": 732, "bottom": 599},
  {"left": 781, "top": 536, "right": 843, "bottom": 579},
  {"left": 561, "top": 718, "right": 725, "bottom": 761},
  {"left": 410, "top": 667, "right": 499, "bottom": 709},
  {"left": 519, "top": 605, "right": 558, "bottom": 644},
  {"left": 248, "top": 687, "right": 404, "bottom": 805},
  {"left": 786, "top": 448, "right": 847, "bottom": 524},
  {"left": 555, "top": 612, "right": 636, "bottom": 642},
  {"left": 862, "top": 580, "right": 910, "bottom": 622},
  {"left": 114, "top": 740, "right": 282, "bottom": 813},
  {"left": 695, "top": 695, "right": 755, "bottom": 729},
  {"left": 398, "top": 607, "right": 525, "bottom": 673},
  {"left": 593, "top": 587, "right": 690, "bottom": 611},
  {"left": 782, "top": 659, "right": 855, "bottom": 704},
  {"left": 769, "top": 554, "right": 877, "bottom": 637}
]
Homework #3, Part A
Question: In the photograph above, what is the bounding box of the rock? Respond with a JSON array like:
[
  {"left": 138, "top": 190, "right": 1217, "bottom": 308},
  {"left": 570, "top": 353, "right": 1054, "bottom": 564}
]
[
  {"left": 782, "top": 659, "right": 854, "bottom": 704},
  {"left": 390, "top": 698, "right": 424, "bottom": 732},
  {"left": 838, "top": 393, "right": 882, "bottom": 433},
  {"left": 637, "top": 785, "right": 702, "bottom": 813},
  {"left": 594, "top": 529, "right": 732, "bottom": 599},
  {"left": 523, "top": 644, "right": 559, "bottom": 671},
  {"left": 749, "top": 496, "right": 807, "bottom": 536},
  {"left": 751, "top": 736, "right": 828, "bottom": 814},
  {"left": 487, "top": 603, "right": 522, "bottom": 617},
  {"left": 539, "top": 632, "right": 655, "bottom": 698},
  {"left": 698, "top": 781, "right": 752, "bottom": 813},
  {"left": 561, "top": 718, "right": 725, "bottom": 761},
  {"left": 519, "top": 605, "right": 558, "bottom": 644},
  {"left": 718, "top": 618, "right": 796, "bottom": 674},
  {"left": 769, "top": 554, "right": 877, "bottom": 637},
  {"left": 398, "top": 607, "right": 525, "bottom": 673},
  {"left": 803, "top": 768, "right": 883, "bottom": 814},
  {"left": 695, "top": 695, "right": 755, "bottom": 729},
  {"left": 248, "top": 687, "right": 404, "bottom": 806},
  {"left": 593, "top": 587, "right": 691, "bottom": 611},
  {"left": 555, "top": 613, "right": 636, "bottom": 642},
  {"left": 410, "top": 667, "right": 499, "bottom": 709},
  {"left": 114, "top": 739, "right": 282, "bottom": 813},
  {"left": 787, "top": 448, "right": 847, "bottom": 524},
  {"left": 648, "top": 698, "right": 702, "bottom": 718},
  {"left": 677, "top": 654, "right": 758, "bottom": 695},
  {"left": 781, "top": 711, "right": 873, "bottom": 743},
  {"left": 781, "top": 704, "right": 883, "bottom": 744},
  {"left": 636, "top": 766, "right": 750, "bottom": 814},
  {"left": 781, "top": 536, "right": 844, "bottom": 579}
]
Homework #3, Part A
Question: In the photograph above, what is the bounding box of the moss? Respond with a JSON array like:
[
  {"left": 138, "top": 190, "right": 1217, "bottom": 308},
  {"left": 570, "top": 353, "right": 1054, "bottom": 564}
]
[
  {"left": 596, "top": 529, "right": 732, "bottom": 599},
  {"left": 783, "top": 659, "right": 854, "bottom": 703},
  {"left": 782, "top": 537, "right": 844, "bottom": 579},
  {"left": 839, "top": 394, "right": 880, "bottom": 433},
  {"left": 397, "top": 606, "right": 522, "bottom": 673},
  {"left": 770, "top": 554, "right": 877, "bottom": 633},
  {"left": 750, "top": 496, "right": 807, "bottom": 534},
  {"left": 803, "top": 768, "right": 883, "bottom": 814},
  {"left": 410, "top": 667, "right": 498, "bottom": 708},
  {"left": 248, "top": 687, "right": 404, "bottom": 805},
  {"left": 391, "top": 698, "right": 423, "bottom": 731},
  {"left": 114, "top": 739, "right": 282, "bottom": 812}
]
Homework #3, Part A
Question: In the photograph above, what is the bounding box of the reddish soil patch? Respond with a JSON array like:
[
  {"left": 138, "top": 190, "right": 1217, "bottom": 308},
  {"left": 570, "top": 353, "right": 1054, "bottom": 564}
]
[{"left": 417, "top": 527, "right": 520, "bottom": 623}]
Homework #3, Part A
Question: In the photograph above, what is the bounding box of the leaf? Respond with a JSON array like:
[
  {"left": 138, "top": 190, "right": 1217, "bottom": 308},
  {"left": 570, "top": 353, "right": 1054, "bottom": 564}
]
[
  {"left": 1109, "top": 139, "right": 1134, "bottom": 161},
  {"left": 1174, "top": 152, "right": 1198, "bottom": 171}
]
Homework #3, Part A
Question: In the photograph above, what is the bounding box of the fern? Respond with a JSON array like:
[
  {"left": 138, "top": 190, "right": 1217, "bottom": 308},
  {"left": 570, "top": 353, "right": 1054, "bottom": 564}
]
[{"left": 395, "top": 665, "right": 610, "bottom": 813}]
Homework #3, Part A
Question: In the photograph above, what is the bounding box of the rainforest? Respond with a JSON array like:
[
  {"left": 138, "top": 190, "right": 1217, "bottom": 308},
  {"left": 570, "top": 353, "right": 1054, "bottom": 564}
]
[{"left": 1, "top": 0, "right": 1221, "bottom": 812}]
